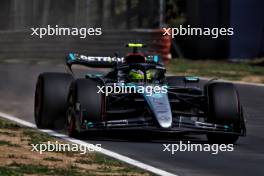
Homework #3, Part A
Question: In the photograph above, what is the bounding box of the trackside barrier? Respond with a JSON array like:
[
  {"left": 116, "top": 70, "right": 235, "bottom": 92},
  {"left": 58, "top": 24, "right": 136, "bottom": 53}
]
[
  {"left": 151, "top": 29, "right": 172, "bottom": 63},
  {"left": 0, "top": 30, "right": 172, "bottom": 62}
]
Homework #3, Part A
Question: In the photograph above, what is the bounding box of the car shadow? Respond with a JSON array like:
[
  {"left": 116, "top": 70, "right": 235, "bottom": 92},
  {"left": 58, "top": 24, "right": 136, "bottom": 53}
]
[{"left": 73, "top": 130, "right": 209, "bottom": 144}]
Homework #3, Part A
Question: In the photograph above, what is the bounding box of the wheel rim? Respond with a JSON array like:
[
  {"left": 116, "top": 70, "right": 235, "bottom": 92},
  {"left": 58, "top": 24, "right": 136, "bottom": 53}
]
[
  {"left": 68, "top": 116, "right": 75, "bottom": 135},
  {"left": 67, "top": 92, "right": 75, "bottom": 136},
  {"left": 34, "top": 78, "right": 43, "bottom": 126}
]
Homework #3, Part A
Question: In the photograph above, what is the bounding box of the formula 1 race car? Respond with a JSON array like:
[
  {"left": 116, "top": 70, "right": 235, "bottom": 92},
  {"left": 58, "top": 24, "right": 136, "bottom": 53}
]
[{"left": 34, "top": 43, "right": 246, "bottom": 144}]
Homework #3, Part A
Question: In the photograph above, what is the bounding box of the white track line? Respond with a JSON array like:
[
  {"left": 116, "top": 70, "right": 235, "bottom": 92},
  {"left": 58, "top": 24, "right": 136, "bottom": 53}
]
[{"left": 0, "top": 111, "right": 178, "bottom": 176}]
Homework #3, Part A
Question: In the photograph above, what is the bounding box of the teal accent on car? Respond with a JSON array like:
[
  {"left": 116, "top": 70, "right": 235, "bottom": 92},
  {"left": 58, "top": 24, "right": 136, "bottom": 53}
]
[
  {"left": 142, "top": 89, "right": 172, "bottom": 128},
  {"left": 95, "top": 73, "right": 103, "bottom": 77},
  {"left": 185, "top": 76, "right": 199, "bottom": 81},
  {"left": 87, "top": 122, "right": 94, "bottom": 128},
  {"left": 154, "top": 55, "right": 159, "bottom": 63},
  {"left": 69, "top": 53, "right": 75, "bottom": 61},
  {"left": 151, "top": 93, "right": 163, "bottom": 98},
  {"left": 85, "top": 73, "right": 103, "bottom": 78}
]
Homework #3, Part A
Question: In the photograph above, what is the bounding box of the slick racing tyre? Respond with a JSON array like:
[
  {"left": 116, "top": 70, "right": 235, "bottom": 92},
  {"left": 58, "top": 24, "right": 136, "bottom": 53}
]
[
  {"left": 34, "top": 73, "right": 73, "bottom": 129},
  {"left": 206, "top": 82, "right": 242, "bottom": 144},
  {"left": 66, "top": 79, "right": 104, "bottom": 137}
]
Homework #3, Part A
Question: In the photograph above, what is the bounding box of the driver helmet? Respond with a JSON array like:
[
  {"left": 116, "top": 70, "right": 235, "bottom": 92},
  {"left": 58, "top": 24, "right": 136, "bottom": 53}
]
[{"left": 129, "top": 69, "right": 152, "bottom": 81}]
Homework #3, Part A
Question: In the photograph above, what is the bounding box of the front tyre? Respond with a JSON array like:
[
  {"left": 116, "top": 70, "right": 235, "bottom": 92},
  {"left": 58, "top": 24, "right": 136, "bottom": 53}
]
[
  {"left": 206, "top": 82, "right": 243, "bottom": 144},
  {"left": 66, "top": 79, "right": 104, "bottom": 137},
  {"left": 67, "top": 90, "right": 79, "bottom": 137}
]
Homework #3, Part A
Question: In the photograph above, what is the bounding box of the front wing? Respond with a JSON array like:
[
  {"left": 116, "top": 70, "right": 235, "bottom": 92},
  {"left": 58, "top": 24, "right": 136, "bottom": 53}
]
[{"left": 78, "top": 116, "right": 246, "bottom": 136}]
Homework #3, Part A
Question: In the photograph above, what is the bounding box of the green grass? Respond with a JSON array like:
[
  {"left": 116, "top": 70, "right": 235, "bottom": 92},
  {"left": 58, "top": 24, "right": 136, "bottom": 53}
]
[
  {"left": 0, "top": 118, "right": 150, "bottom": 176},
  {"left": 96, "top": 165, "right": 113, "bottom": 173},
  {"left": 0, "top": 162, "right": 82, "bottom": 176},
  {"left": 22, "top": 129, "right": 145, "bottom": 174},
  {"left": 92, "top": 153, "right": 124, "bottom": 166},
  {"left": 8, "top": 154, "right": 16, "bottom": 158},
  {"left": 0, "top": 131, "right": 16, "bottom": 137},
  {"left": 0, "top": 161, "right": 148, "bottom": 176},
  {"left": 23, "top": 129, "right": 54, "bottom": 145},
  {"left": 0, "top": 119, "right": 20, "bottom": 129},
  {"left": 166, "top": 59, "right": 264, "bottom": 82},
  {"left": 76, "top": 154, "right": 149, "bottom": 174},
  {"left": 92, "top": 154, "right": 148, "bottom": 174},
  {"left": 0, "top": 140, "right": 20, "bottom": 147},
  {"left": 43, "top": 157, "right": 63, "bottom": 162},
  {"left": 75, "top": 158, "right": 93, "bottom": 165}
]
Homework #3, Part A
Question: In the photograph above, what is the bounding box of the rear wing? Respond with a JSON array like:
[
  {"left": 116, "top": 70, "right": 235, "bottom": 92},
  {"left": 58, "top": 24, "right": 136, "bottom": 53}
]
[{"left": 66, "top": 53, "right": 124, "bottom": 69}]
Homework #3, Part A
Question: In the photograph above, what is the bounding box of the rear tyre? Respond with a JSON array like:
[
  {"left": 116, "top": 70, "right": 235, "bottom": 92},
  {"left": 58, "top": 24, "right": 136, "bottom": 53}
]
[
  {"left": 66, "top": 79, "right": 104, "bottom": 137},
  {"left": 34, "top": 73, "right": 73, "bottom": 129},
  {"left": 206, "top": 82, "right": 242, "bottom": 144}
]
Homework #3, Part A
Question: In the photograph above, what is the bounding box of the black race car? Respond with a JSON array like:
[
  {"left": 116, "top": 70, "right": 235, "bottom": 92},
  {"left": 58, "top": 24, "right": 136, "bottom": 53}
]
[{"left": 34, "top": 43, "right": 246, "bottom": 144}]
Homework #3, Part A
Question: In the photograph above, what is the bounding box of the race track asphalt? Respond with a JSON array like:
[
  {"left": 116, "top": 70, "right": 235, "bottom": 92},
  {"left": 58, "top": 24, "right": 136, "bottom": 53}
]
[{"left": 0, "top": 62, "right": 263, "bottom": 176}]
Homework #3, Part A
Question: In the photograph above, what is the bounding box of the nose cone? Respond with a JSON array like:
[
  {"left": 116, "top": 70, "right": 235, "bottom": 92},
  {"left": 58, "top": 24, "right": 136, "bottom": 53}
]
[{"left": 144, "top": 92, "right": 172, "bottom": 128}]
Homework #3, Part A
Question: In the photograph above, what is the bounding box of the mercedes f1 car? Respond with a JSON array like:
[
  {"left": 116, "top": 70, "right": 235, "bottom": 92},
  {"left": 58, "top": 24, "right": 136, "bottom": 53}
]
[{"left": 34, "top": 43, "right": 246, "bottom": 144}]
